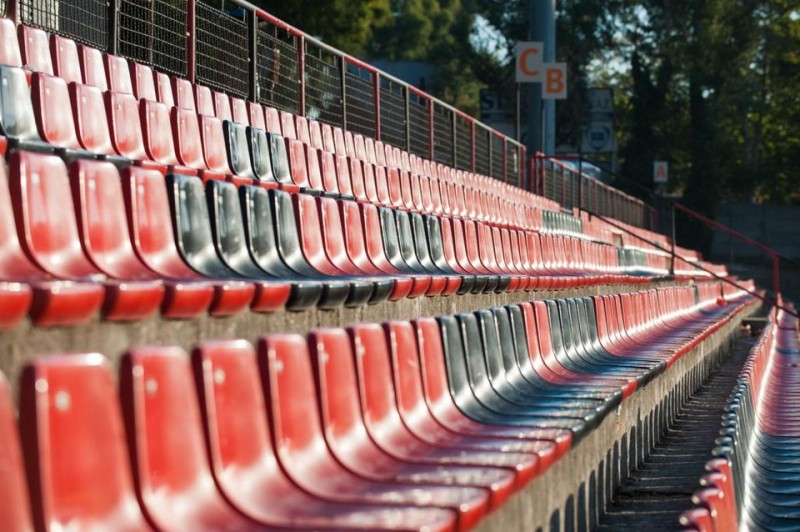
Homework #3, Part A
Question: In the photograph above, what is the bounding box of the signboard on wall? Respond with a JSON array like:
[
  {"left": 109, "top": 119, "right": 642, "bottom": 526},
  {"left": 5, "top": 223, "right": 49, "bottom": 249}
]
[{"left": 654, "top": 161, "right": 669, "bottom": 183}]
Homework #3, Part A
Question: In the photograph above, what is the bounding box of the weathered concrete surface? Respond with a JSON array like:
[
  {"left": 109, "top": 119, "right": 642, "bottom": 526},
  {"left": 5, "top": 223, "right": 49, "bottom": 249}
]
[
  {"left": 476, "top": 301, "right": 760, "bottom": 532},
  {"left": 0, "top": 281, "right": 685, "bottom": 396}
]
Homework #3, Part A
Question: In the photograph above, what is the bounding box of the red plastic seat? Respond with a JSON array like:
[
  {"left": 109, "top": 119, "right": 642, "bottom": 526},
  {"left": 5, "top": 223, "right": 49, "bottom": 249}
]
[
  {"left": 155, "top": 71, "right": 173, "bottom": 105},
  {"left": 120, "top": 346, "right": 264, "bottom": 530},
  {"left": 194, "top": 339, "right": 466, "bottom": 530},
  {"left": 105, "top": 54, "right": 132, "bottom": 94},
  {"left": 50, "top": 34, "right": 81, "bottom": 83},
  {"left": 139, "top": 98, "right": 195, "bottom": 175},
  {"left": 130, "top": 62, "right": 156, "bottom": 101},
  {"left": 264, "top": 105, "right": 281, "bottom": 134},
  {"left": 0, "top": 157, "right": 102, "bottom": 326},
  {"left": 31, "top": 72, "right": 83, "bottom": 150},
  {"left": 247, "top": 101, "right": 265, "bottom": 130},
  {"left": 213, "top": 90, "right": 233, "bottom": 122},
  {"left": 79, "top": 44, "right": 107, "bottom": 90},
  {"left": 105, "top": 91, "right": 167, "bottom": 172},
  {"left": 71, "top": 159, "right": 214, "bottom": 318},
  {"left": 19, "top": 354, "right": 150, "bottom": 531},
  {"left": 69, "top": 83, "right": 120, "bottom": 158},
  {"left": 258, "top": 334, "right": 463, "bottom": 530},
  {"left": 308, "top": 329, "right": 515, "bottom": 513},
  {"left": 9, "top": 151, "right": 164, "bottom": 321},
  {"left": 172, "top": 107, "right": 225, "bottom": 181},
  {"left": 173, "top": 77, "right": 195, "bottom": 110},
  {"left": 200, "top": 114, "right": 245, "bottom": 184},
  {"left": 0, "top": 372, "right": 32, "bottom": 531},
  {"left": 121, "top": 166, "right": 255, "bottom": 316},
  {"left": 195, "top": 84, "right": 214, "bottom": 116},
  {"left": 19, "top": 25, "right": 53, "bottom": 74},
  {"left": 0, "top": 18, "right": 22, "bottom": 68},
  {"left": 231, "top": 97, "right": 248, "bottom": 125}
]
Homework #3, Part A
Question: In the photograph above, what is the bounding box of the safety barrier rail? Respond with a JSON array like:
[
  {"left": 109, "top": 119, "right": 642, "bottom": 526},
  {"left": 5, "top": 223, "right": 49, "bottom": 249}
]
[{"left": 4, "top": 0, "right": 526, "bottom": 187}]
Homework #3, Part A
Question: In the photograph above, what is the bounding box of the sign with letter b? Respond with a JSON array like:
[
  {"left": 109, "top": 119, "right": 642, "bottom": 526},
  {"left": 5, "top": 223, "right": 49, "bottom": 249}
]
[{"left": 543, "top": 64, "right": 567, "bottom": 100}]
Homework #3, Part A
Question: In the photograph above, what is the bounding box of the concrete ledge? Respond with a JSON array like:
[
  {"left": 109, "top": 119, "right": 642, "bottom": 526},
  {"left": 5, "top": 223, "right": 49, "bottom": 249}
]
[
  {"left": 0, "top": 281, "right": 686, "bottom": 394},
  {"left": 476, "top": 301, "right": 761, "bottom": 532}
]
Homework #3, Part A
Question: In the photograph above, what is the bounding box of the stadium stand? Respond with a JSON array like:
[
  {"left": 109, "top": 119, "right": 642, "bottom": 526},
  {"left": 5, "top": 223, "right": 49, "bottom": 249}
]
[
  {"left": 0, "top": 2, "right": 772, "bottom": 530},
  {"left": 680, "top": 302, "right": 800, "bottom": 531}
]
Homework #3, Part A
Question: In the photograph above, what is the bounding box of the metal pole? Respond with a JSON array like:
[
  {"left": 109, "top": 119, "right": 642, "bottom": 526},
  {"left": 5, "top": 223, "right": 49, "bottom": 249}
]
[
  {"left": 526, "top": 0, "right": 556, "bottom": 156},
  {"left": 669, "top": 204, "right": 676, "bottom": 277},
  {"left": 373, "top": 72, "right": 381, "bottom": 141},
  {"left": 247, "top": 9, "right": 258, "bottom": 102},
  {"left": 298, "top": 36, "right": 306, "bottom": 115},
  {"left": 773, "top": 255, "right": 781, "bottom": 298},
  {"left": 186, "top": 0, "right": 196, "bottom": 83},
  {"left": 107, "top": 0, "right": 119, "bottom": 55}
]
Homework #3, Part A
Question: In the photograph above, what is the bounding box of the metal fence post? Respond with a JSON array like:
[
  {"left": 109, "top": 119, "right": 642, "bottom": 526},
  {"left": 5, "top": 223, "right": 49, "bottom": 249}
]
[
  {"left": 404, "top": 87, "right": 411, "bottom": 151},
  {"left": 669, "top": 204, "right": 676, "bottom": 276},
  {"left": 374, "top": 72, "right": 381, "bottom": 141},
  {"left": 298, "top": 35, "right": 305, "bottom": 116},
  {"left": 340, "top": 58, "right": 347, "bottom": 130},
  {"left": 247, "top": 9, "right": 258, "bottom": 102},
  {"left": 108, "top": 0, "right": 119, "bottom": 55},
  {"left": 471, "top": 121, "right": 476, "bottom": 172},
  {"left": 428, "top": 98, "right": 435, "bottom": 161},
  {"left": 186, "top": 0, "right": 196, "bottom": 83}
]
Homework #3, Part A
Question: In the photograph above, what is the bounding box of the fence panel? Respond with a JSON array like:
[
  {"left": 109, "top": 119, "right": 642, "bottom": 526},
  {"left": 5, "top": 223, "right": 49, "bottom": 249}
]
[
  {"left": 455, "top": 114, "right": 472, "bottom": 171},
  {"left": 408, "top": 92, "right": 430, "bottom": 159},
  {"left": 305, "top": 41, "right": 343, "bottom": 127},
  {"left": 506, "top": 143, "right": 520, "bottom": 187},
  {"left": 19, "top": 0, "right": 107, "bottom": 49},
  {"left": 490, "top": 134, "right": 504, "bottom": 180},
  {"left": 344, "top": 63, "right": 376, "bottom": 138},
  {"left": 379, "top": 76, "right": 407, "bottom": 149},
  {"left": 119, "top": 0, "right": 187, "bottom": 77},
  {"left": 196, "top": 2, "right": 249, "bottom": 97},
  {"left": 475, "top": 126, "right": 490, "bottom": 176},
  {"left": 256, "top": 21, "right": 299, "bottom": 114},
  {"left": 432, "top": 102, "right": 453, "bottom": 166}
]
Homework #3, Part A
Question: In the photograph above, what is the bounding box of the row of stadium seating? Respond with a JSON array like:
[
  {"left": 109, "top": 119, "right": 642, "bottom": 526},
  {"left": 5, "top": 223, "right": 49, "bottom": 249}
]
[
  {"left": 680, "top": 302, "right": 800, "bottom": 531},
  {"left": 0, "top": 19, "right": 732, "bottom": 329},
  {"left": 0, "top": 283, "right": 757, "bottom": 531}
]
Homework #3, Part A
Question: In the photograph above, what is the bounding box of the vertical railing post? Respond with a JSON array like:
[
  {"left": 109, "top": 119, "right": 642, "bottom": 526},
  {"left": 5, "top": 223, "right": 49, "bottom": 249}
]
[
  {"left": 404, "top": 87, "right": 411, "bottom": 151},
  {"left": 773, "top": 255, "right": 781, "bottom": 298},
  {"left": 298, "top": 35, "right": 305, "bottom": 116},
  {"left": 373, "top": 72, "right": 381, "bottom": 141},
  {"left": 470, "top": 121, "right": 476, "bottom": 172},
  {"left": 7, "top": 0, "right": 18, "bottom": 25},
  {"left": 577, "top": 157, "right": 583, "bottom": 212},
  {"left": 451, "top": 110, "right": 457, "bottom": 168},
  {"left": 186, "top": 0, "right": 196, "bottom": 83},
  {"left": 428, "top": 99, "right": 435, "bottom": 162},
  {"left": 247, "top": 9, "right": 258, "bottom": 102},
  {"left": 502, "top": 138, "right": 508, "bottom": 183},
  {"left": 107, "top": 0, "right": 119, "bottom": 55},
  {"left": 669, "top": 204, "right": 676, "bottom": 277},
  {"left": 340, "top": 58, "right": 347, "bottom": 130}
]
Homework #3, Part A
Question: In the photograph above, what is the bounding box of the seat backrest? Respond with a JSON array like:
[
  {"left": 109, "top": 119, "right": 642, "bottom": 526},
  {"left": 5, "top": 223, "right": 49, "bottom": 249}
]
[
  {"left": 263, "top": 105, "right": 281, "bottom": 134},
  {"left": 79, "top": 44, "right": 107, "bottom": 90},
  {"left": 69, "top": 82, "right": 116, "bottom": 156},
  {"left": 247, "top": 101, "right": 265, "bottom": 130},
  {"left": 238, "top": 185, "right": 294, "bottom": 277},
  {"left": 154, "top": 72, "right": 173, "bottom": 106},
  {"left": 105, "top": 90, "right": 148, "bottom": 160},
  {"left": 130, "top": 62, "right": 156, "bottom": 101},
  {"left": 105, "top": 54, "right": 132, "bottom": 94},
  {"left": 279, "top": 110, "right": 296, "bottom": 139},
  {"left": 31, "top": 72, "right": 81, "bottom": 149},
  {"left": 0, "top": 158, "right": 41, "bottom": 279},
  {"left": 213, "top": 91, "right": 232, "bottom": 122},
  {"left": 384, "top": 320, "right": 437, "bottom": 426},
  {"left": 206, "top": 179, "right": 265, "bottom": 278},
  {"left": 0, "top": 372, "right": 33, "bottom": 532},
  {"left": 230, "top": 97, "right": 248, "bottom": 125},
  {"left": 8, "top": 151, "right": 99, "bottom": 279},
  {"left": 269, "top": 133, "right": 292, "bottom": 184},
  {"left": 70, "top": 159, "right": 149, "bottom": 278},
  {"left": 172, "top": 107, "right": 205, "bottom": 169},
  {"left": 200, "top": 115, "right": 232, "bottom": 174},
  {"left": 120, "top": 346, "right": 250, "bottom": 530},
  {"left": 166, "top": 174, "right": 240, "bottom": 278},
  {"left": 140, "top": 98, "right": 180, "bottom": 165},
  {"left": 247, "top": 126, "right": 275, "bottom": 183},
  {"left": 19, "top": 25, "right": 53, "bottom": 74},
  {"left": 121, "top": 166, "right": 197, "bottom": 278},
  {"left": 0, "top": 18, "right": 22, "bottom": 67},
  {"left": 50, "top": 34, "right": 81, "bottom": 83},
  {"left": 195, "top": 85, "right": 214, "bottom": 116},
  {"left": 222, "top": 121, "right": 255, "bottom": 179},
  {"left": 19, "top": 354, "right": 148, "bottom": 531},
  {"left": 173, "top": 77, "right": 195, "bottom": 110},
  {"left": 0, "top": 65, "right": 42, "bottom": 141}
]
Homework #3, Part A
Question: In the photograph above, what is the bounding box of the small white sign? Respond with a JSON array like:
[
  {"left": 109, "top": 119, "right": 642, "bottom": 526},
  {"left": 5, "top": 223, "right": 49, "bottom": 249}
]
[
  {"left": 542, "top": 63, "right": 567, "bottom": 100},
  {"left": 654, "top": 161, "right": 669, "bottom": 183},
  {"left": 515, "top": 41, "right": 544, "bottom": 83}
]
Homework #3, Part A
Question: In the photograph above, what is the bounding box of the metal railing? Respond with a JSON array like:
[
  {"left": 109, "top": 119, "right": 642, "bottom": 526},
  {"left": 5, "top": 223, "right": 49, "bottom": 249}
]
[{"left": 4, "top": 0, "right": 526, "bottom": 185}]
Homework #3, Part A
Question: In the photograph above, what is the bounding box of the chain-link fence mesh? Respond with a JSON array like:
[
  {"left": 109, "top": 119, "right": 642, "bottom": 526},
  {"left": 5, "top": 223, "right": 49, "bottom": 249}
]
[
  {"left": 475, "top": 126, "right": 491, "bottom": 176},
  {"left": 408, "top": 92, "right": 430, "bottom": 159},
  {"left": 119, "top": 0, "right": 187, "bottom": 76},
  {"left": 20, "top": 0, "right": 107, "bottom": 49},
  {"left": 256, "top": 21, "right": 299, "bottom": 114},
  {"left": 344, "top": 63, "right": 375, "bottom": 138},
  {"left": 196, "top": 2, "right": 249, "bottom": 97},
  {"left": 455, "top": 114, "right": 472, "bottom": 171},
  {"left": 380, "top": 77, "right": 407, "bottom": 150},
  {"left": 491, "top": 134, "right": 504, "bottom": 181},
  {"left": 305, "top": 41, "right": 343, "bottom": 126},
  {"left": 507, "top": 143, "right": 521, "bottom": 187},
  {"left": 432, "top": 102, "right": 453, "bottom": 166}
]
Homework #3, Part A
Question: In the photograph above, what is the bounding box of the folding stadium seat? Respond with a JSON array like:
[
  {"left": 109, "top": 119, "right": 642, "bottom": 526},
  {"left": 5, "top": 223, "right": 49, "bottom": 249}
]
[
  {"left": 306, "top": 329, "right": 517, "bottom": 511},
  {"left": 222, "top": 120, "right": 257, "bottom": 181},
  {"left": 19, "top": 355, "right": 151, "bottom": 530},
  {"left": 18, "top": 25, "right": 53, "bottom": 74},
  {"left": 9, "top": 151, "right": 164, "bottom": 321},
  {"left": 166, "top": 174, "right": 291, "bottom": 312},
  {"left": 0, "top": 158, "right": 102, "bottom": 326},
  {"left": 195, "top": 84, "right": 214, "bottom": 116},
  {"left": 238, "top": 185, "right": 350, "bottom": 309},
  {"left": 0, "top": 372, "right": 33, "bottom": 531},
  {"left": 213, "top": 91, "right": 233, "bottom": 122},
  {"left": 50, "top": 34, "right": 81, "bottom": 83},
  {"left": 393, "top": 210, "right": 458, "bottom": 296},
  {"left": 231, "top": 97, "right": 249, "bottom": 125},
  {"left": 0, "top": 18, "right": 22, "bottom": 68},
  {"left": 78, "top": 45, "right": 107, "bottom": 90},
  {"left": 119, "top": 346, "right": 271, "bottom": 530},
  {"left": 105, "top": 91, "right": 170, "bottom": 172},
  {"left": 68, "top": 83, "right": 129, "bottom": 166},
  {"left": 30, "top": 72, "right": 96, "bottom": 161},
  {"left": 248, "top": 101, "right": 266, "bottom": 130},
  {"left": 192, "top": 339, "right": 466, "bottom": 530},
  {"left": 130, "top": 62, "right": 156, "bottom": 100},
  {"left": 260, "top": 334, "right": 488, "bottom": 527},
  {"left": 71, "top": 160, "right": 215, "bottom": 318},
  {"left": 263, "top": 105, "right": 281, "bottom": 134},
  {"left": 154, "top": 71, "right": 173, "bottom": 105},
  {"left": 0, "top": 65, "right": 54, "bottom": 153},
  {"left": 105, "top": 54, "right": 132, "bottom": 94},
  {"left": 140, "top": 98, "right": 197, "bottom": 175},
  {"left": 173, "top": 76, "right": 195, "bottom": 110}
]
